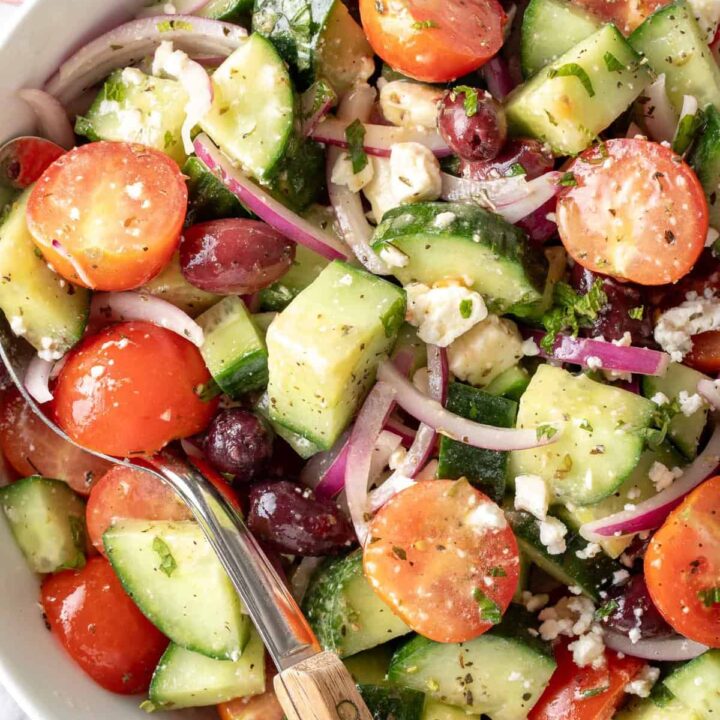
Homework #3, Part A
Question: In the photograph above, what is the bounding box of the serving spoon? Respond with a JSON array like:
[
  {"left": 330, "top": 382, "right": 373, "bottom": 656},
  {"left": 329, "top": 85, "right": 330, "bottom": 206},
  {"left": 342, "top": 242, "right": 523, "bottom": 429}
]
[{"left": 0, "top": 286, "right": 371, "bottom": 717}]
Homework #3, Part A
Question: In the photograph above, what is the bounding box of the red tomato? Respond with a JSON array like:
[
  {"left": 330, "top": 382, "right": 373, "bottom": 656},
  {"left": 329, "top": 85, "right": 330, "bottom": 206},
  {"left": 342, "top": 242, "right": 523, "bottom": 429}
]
[
  {"left": 528, "top": 641, "right": 645, "bottom": 720},
  {"left": 570, "top": 0, "right": 668, "bottom": 34},
  {"left": 41, "top": 556, "right": 168, "bottom": 693},
  {"left": 645, "top": 475, "right": 720, "bottom": 647},
  {"left": 188, "top": 456, "right": 242, "bottom": 511},
  {"left": 86, "top": 465, "right": 192, "bottom": 554},
  {"left": 0, "top": 136, "right": 64, "bottom": 188},
  {"left": 363, "top": 480, "right": 520, "bottom": 643},
  {"left": 0, "top": 386, "right": 111, "bottom": 494},
  {"left": 26, "top": 142, "right": 187, "bottom": 291},
  {"left": 217, "top": 690, "right": 284, "bottom": 720},
  {"left": 557, "top": 139, "right": 708, "bottom": 286},
  {"left": 684, "top": 331, "right": 720, "bottom": 374},
  {"left": 359, "top": 0, "right": 506, "bottom": 82},
  {"left": 52, "top": 322, "right": 217, "bottom": 457}
]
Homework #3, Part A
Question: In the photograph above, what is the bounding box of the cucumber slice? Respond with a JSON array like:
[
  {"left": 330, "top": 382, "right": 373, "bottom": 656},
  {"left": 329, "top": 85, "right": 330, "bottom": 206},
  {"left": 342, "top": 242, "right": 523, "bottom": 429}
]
[
  {"left": 691, "top": 105, "right": 720, "bottom": 229},
  {"left": 252, "top": 311, "right": 276, "bottom": 335},
  {"left": 197, "top": 0, "right": 252, "bottom": 21},
  {"left": 630, "top": 1, "right": 720, "bottom": 113},
  {"left": 302, "top": 550, "right": 411, "bottom": 658},
  {"left": 104, "top": 520, "right": 250, "bottom": 660},
  {"left": 0, "top": 190, "right": 89, "bottom": 358},
  {"left": 484, "top": 366, "right": 531, "bottom": 401},
  {"left": 183, "top": 156, "right": 252, "bottom": 226},
  {"left": 507, "top": 24, "right": 653, "bottom": 155},
  {"left": 618, "top": 696, "right": 702, "bottom": 720},
  {"left": 75, "top": 69, "right": 188, "bottom": 164},
  {"left": 200, "top": 34, "right": 294, "bottom": 182},
  {"left": 371, "top": 202, "right": 548, "bottom": 317},
  {"left": 266, "top": 261, "right": 406, "bottom": 450},
  {"left": 139, "top": 252, "right": 221, "bottom": 318},
  {"left": 663, "top": 650, "right": 720, "bottom": 719},
  {"left": 197, "top": 296, "right": 268, "bottom": 398},
  {"left": 388, "top": 607, "right": 556, "bottom": 720},
  {"left": 148, "top": 630, "right": 265, "bottom": 710},
  {"left": 520, "top": 0, "right": 601, "bottom": 77},
  {"left": 422, "top": 699, "right": 481, "bottom": 720},
  {"left": 344, "top": 645, "right": 395, "bottom": 684},
  {"left": 359, "top": 685, "right": 425, "bottom": 720},
  {"left": 0, "top": 477, "right": 86, "bottom": 573},
  {"left": 506, "top": 510, "right": 621, "bottom": 601},
  {"left": 437, "top": 383, "right": 518, "bottom": 503},
  {"left": 510, "top": 365, "right": 655, "bottom": 505},
  {"left": 255, "top": 391, "right": 321, "bottom": 459},
  {"left": 642, "top": 363, "right": 710, "bottom": 460},
  {"left": 557, "top": 443, "right": 685, "bottom": 558}
]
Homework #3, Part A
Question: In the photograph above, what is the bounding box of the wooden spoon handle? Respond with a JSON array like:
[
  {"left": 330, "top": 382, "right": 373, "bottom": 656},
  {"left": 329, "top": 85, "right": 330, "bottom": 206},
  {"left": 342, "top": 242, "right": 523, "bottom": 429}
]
[{"left": 274, "top": 651, "right": 373, "bottom": 720}]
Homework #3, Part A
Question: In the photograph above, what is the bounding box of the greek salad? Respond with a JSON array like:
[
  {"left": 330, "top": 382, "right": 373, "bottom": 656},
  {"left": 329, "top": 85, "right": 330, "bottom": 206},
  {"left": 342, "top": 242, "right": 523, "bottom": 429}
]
[{"left": 2, "top": 0, "right": 720, "bottom": 717}]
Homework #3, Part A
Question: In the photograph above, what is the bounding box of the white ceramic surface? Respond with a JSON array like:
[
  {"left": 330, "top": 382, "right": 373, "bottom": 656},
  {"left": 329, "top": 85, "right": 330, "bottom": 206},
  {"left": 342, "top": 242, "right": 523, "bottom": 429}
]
[{"left": 0, "top": 3, "right": 215, "bottom": 718}]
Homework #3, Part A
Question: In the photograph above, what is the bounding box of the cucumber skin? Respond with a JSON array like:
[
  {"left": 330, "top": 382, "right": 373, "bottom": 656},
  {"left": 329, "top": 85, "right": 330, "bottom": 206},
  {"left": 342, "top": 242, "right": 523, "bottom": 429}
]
[
  {"left": 183, "top": 157, "right": 252, "bottom": 226},
  {"left": 691, "top": 105, "right": 720, "bottom": 230},
  {"left": 359, "top": 685, "right": 425, "bottom": 720},
  {"left": 437, "top": 383, "right": 518, "bottom": 502}
]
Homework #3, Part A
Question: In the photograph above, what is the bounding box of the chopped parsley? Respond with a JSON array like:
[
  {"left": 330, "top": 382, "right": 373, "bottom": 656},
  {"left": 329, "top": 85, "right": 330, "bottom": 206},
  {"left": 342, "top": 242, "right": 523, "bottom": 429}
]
[
  {"left": 628, "top": 306, "right": 644, "bottom": 320},
  {"left": 673, "top": 108, "right": 703, "bottom": 155},
  {"left": 473, "top": 588, "right": 502, "bottom": 624},
  {"left": 345, "top": 119, "right": 368, "bottom": 174},
  {"left": 603, "top": 52, "right": 625, "bottom": 72},
  {"left": 536, "top": 424, "right": 558, "bottom": 441},
  {"left": 152, "top": 536, "right": 177, "bottom": 577},
  {"left": 698, "top": 586, "right": 720, "bottom": 607},
  {"left": 595, "top": 598, "right": 619, "bottom": 620},
  {"left": 558, "top": 171, "right": 578, "bottom": 187},
  {"left": 411, "top": 19, "right": 438, "bottom": 30},
  {"left": 487, "top": 566, "right": 507, "bottom": 577},
  {"left": 507, "top": 162, "right": 527, "bottom": 177},
  {"left": 156, "top": 19, "right": 193, "bottom": 32},
  {"left": 459, "top": 298, "right": 474, "bottom": 319},
  {"left": 578, "top": 419, "right": 594, "bottom": 432},
  {"left": 643, "top": 398, "right": 681, "bottom": 450},
  {"left": 581, "top": 686, "right": 609, "bottom": 699},
  {"left": 453, "top": 86, "right": 479, "bottom": 117},
  {"left": 548, "top": 63, "right": 595, "bottom": 97},
  {"left": 163, "top": 130, "right": 175, "bottom": 150}
]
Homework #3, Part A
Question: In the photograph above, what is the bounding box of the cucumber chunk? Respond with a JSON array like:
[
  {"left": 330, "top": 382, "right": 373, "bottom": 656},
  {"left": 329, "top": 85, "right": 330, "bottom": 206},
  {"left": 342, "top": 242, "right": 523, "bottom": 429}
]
[
  {"left": 75, "top": 69, "right": 188, "bottom": 164},
  {"left": 104, "top": 520, "right": 250, "bottom": 660},
  {"left": 510, "top": 365, "right": 655, "bottom": 505},
  {"left": 506, "top": 509, "right": 621, "bottom": 601},
  {"left": 200, "top": 34, "right": 294, "bottom": 182},
  {"left": 303, "top": 550, "right": 412, "bottom": 658},
  {"left": 422, "top": 700, "right": 481, "bottom": 720},
  {"left": 437, "top": 383, "right": 518, "bottom": 502},
  {"left": 197, "top": 296, "right": 268, "bottom": 398},
  {"left": 0, "top": 477, "right": 86, "bottom": 573},
  {"left": 198, "top": 0, "right": 252, "bottom": 21},
  {"left": 630, "top": 1, "right": 720, "bottom": 113},
  {"left": 558, "top": 443, "right": 684, "bottom": 558},
  {"left": 359, "top": 685, "right": 425, "bottom": 720},
  {"left": 255, "top": 391, "right": 322, "bottom": 459},
  {"left": 663, "top": 650, "right": 720, "bottom": 719},
  {"left": 691, "top": 105, "right": 720, "bottom": 229},
  {"left": 0, "top": 190, "right": 89, "bottom": 358},
  {"left": 371, "top": 202, "right": 547, "bottom": 317},
  {"left": 642, "top": 363, "right": 709, "bottom": 460},
  {"left": 388, "top": 607, "right": 555, "bottom": 720},
  {"left": 266, "top": 261, "right": 406, "bottom": 450},
  {"left": 484, "top": 365, "right": 531, "bottom": 401},
  {"left": 148, "top": 629, "right": 265, "bottom": 710},
  {"left": 521, "top": 0, "right": 601, "bottom": 78},
  {"left": 344, "top": 645, "right": 395, "bottom": 684},
  {"left": 618, "top": 696, "right": 702, "bottom": 720},
  {"left": 506, "top": 24, "right": 652, "bottom": 155}
]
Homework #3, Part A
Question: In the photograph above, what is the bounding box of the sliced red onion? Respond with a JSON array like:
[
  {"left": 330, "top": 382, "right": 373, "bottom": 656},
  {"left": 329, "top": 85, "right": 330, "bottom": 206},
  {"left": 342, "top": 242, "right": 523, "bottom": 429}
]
[
  {"left": 698, "top": 378, "right": 720, "bottom": 409},
  {"left": 639, "top": 74, "right": 678, "bottom": 144},
  {"left": 581, "top": 420, "right": 720, "bottom": 542},
  {"left": 24, "top": 355, "right": 54, "bottom": 404},
  {"left": 604, "top": 630, "right": 708, "bottom": 661},
  {"left": 525, "top": 330, "right": 669, "bottom": 376},
  {"left": 290, "top": 556, "right": 323, "bottom": 603},
  {"left": 301, "top": 82, "right": 337, "bottom": 137},
  {"left": 180, "top": 437, "right": 205, "bottom": 459},
  {"left": 17, "top": 90, "right": 75, "bottom": 150},
  {"left": 152, "top": 41, "right": 213, "bottom": 155},
  {"left": 310, "top": 118, "right": 452, "bottom": 158},
  {"left": 194, "top": 134, "right": 349, "bottom": 261},
  {"left": 377, "top": 360, "right": 553, "bottom": 451},
  {"left": 301, "top": 429, "right": 351, "bottom": 499},
  {"left": 137, "top": 0, "right": 211, "bottom": 17},
  {"left": 481, "top": 54, "right": 517, "bottom": 101},
  {"left": 368, "top": 473, "right": 416, "bottom": 513},
  {"left": 345, "top": 381, "right": 397, "bottom": 544},
  {"left": 384, "top": 416, "right": 416, "bottom": 447},
  {"left": 45, "top": 16, "right": 247, "bottom": 104},
  {"left": 90, "top": 292, "right": 204, "bottom": 346}
]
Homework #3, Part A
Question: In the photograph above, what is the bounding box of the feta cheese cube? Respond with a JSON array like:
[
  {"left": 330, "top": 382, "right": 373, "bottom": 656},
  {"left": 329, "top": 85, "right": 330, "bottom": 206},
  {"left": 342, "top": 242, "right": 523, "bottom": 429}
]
[
  {"left": 539, "top": 517, "right": 567, "bottom": 555},
  {"left": 514, "top": 474, "right": 549, "bottom": 520},
  {"left": 390, "top": 142, "right": 442, "bottom": 205},
  {"left": 379, "top": 80, "right": 443, "bottom": 129},
  {"left": 331, "top": 150, "right": 375, "bottom": 193}
]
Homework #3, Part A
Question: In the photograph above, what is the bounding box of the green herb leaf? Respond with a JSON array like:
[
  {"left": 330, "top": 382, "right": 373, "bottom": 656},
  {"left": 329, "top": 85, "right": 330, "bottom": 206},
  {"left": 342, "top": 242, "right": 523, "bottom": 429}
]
[
  {"left": 673, "top": 109, "right": 703, "bottom": 155},
  {"left": 628, "top": 306, "right": 644, "bottom": 320},
  {"left": 487, "top": 566, "right": 507, "bottom": 577},
  {"left": 345, "top": 119, "right": 368, "bottom": 174},
  {"left": 156, "top": 19, "right": 193, "bottom": 32},
  {"left": 453, "top": 85, "right": 479, "bottom": 118},
  {"left": 473, "top": 588, "right": 502, "bottom": 624},
  {"left": 506, "top": 162, "right": 527, "bottom": 177},
  {"left": 581, "top": 686, "right": 609, "bottom": 699},
  {"left": 603, "top": 52, "right": 625, "bottom": 72},
  {"left": 595, "top": 598, "right": 619, "bottom": 620},
  {"left": 536, "top": 424, "right": 558, "bottom": 441},
  {"left": 559, "top": 171, "right": 578, "bottom": 187},
  {"left": 578, "top": 419, "right": 594, "bottom": 432},
  {"left": 152, "top": 536, "right": 177, "bottom": 577},
  {"left": 163, "top": 130, "right": 175, "bottom": 150},
  {"left": 459, "top": 298, "right": 473, "bottom": 319},
  {"left": 548, "top": 63, "right": 595, "bottom": 97},
  {"left": 698, "top": 587, "right": 720, "bottom": 607},
  {"left": 411, "top": 19, "right": 438, "bottom": 30}
]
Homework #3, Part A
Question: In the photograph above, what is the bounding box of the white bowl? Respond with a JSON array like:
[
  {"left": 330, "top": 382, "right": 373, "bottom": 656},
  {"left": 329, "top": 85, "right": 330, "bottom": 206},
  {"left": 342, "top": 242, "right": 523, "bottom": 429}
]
[{"left": 0, "top": 3, "right": 214, "bottom": 718}]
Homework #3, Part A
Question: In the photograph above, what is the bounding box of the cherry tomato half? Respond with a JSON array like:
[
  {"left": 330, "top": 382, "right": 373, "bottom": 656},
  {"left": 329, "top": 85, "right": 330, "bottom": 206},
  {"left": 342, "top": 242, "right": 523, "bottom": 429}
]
[
  {"left": 217, "top": 691, "right": 284, "bottom": 720},
  {"left": 684, "top": 331, "right": 720, "bottom": 374},
  {"left": 53, "top": 322, "right": 217, "bottom": 457},
  {"left": 364, "top": 480, "right": 520, "bottom": 643},
  {"left": 41, "top": 556, "right": 168, "bottom": 693},
  {"left": 557, "top": 139, "right": 707, "bottom": 286},
  {"left": 27, "top": 141, "right": 187, "bottom": 291},
  {"left": 645, "top": 475, "right": 720, "bottom": 647},
  {"left": 359, "top": 0, "right": 506, "bottom": 82}
]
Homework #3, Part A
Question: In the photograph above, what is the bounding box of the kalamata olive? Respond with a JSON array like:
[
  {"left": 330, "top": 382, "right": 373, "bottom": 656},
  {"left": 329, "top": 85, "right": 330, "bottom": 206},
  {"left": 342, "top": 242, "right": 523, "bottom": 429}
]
[
  {"left": 461, "top": 138, "right": 555, "bottom": 181},
  {"left": 601, "top": 574, "right": 672, "bottom": 639},
  {"left": 180, "top": 218, "right": 295, "bottom": 294},
  {"left": 570, "top": 265, "right": 654, "bottom": 345},
  {"left": 438, "top": 88, "right": 507, "bottom": 162},
  {"left": 248, "top": 480, "right": 355, "bottom": 556},
  {"left": 203, "top": 409, "right": 274, "bottom": 482}
]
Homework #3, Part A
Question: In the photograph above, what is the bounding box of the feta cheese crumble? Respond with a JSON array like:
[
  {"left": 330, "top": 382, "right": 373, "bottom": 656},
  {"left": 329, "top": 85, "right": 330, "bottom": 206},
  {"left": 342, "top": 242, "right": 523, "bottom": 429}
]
[
  {"left": 514, "top": 474, "right": 549, "bottom": 520},
  {"left": 649, "top": 461, "right": 683, "bottom": 492},
  {"left": 678, "top": 390, "right": 705, "bottom": 417},
  {"left": 539, "top": 517, "right": 567, "bottom": 555},
  {"left": 466, "top": 502, "right": 508, "bottom": 532},
  {"left": 331, "top": 151, "right": 375, "bottom": 193},
  {"left": 389, "top": 142, "right": 442, "bottom": 205},
  {"left": 379, "top": 80, "right": 443, "bottom": 129},
  {"left": 654, "top": 294, "right": 720, "bottom": 361}
]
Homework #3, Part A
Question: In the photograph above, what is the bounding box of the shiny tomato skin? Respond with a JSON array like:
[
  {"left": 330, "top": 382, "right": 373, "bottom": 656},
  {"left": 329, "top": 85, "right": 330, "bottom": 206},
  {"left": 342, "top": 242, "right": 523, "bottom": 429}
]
[
  {"left": 359, "top": 0, "right": 506, "bottom": 82},
  {"left": 0, "top": 136, "right": 64, "bottom": 188},
  {"left": 557, "top": 139, "right": 707, "bottom": 286},
  {"left": 645, "top": 475, "right": 720, "bottom": 647},
  {"left": 684, "top": 331, "right": 720, "bottom": 374},
  {"left": 571, "top": 0, "right": 668, "bottom": 34},
  {"left": 41, "top": 556, "right": 168, "bottom": 694},
  {"left": 86, "top": 465, "right": 192, "bottom": 554},
  {"left": 528, "top": 641, "right": 645, "bottom": 720},
  {"left": 53, "top": 322, "right": 217, "bottom": 457},
  {"left": 26, "top": 142, "right": 187, "bottom": 291},
  {"left": 364, "top": 480, "right": 520, "bottom": 643},
  {"left": 0, "top": 386, "right": 111, "bottom": 494},
  {"left": 217, "top": 689, "right": 283, "bottom": 720}
]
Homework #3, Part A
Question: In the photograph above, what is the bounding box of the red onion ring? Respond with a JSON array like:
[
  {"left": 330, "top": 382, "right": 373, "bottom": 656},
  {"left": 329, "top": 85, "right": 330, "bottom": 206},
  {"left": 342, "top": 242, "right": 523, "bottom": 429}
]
[
  {"left": 604, "top": 630, "right": 708, "bottom": 661},
  {"left": 384, "top": 416, "right": 416, "bottom": 448},
  {"left": 698, "top": 378, "right": 720, "bottom": 409},
  {"left": 23, "top": 355, "right": 54, "bottom": 404},
  {"left": 481, "top": 54, "right": 517, "bottom": 101},
  {"left": 17, "top": 89, "right": 75, "bottom": 150}
]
